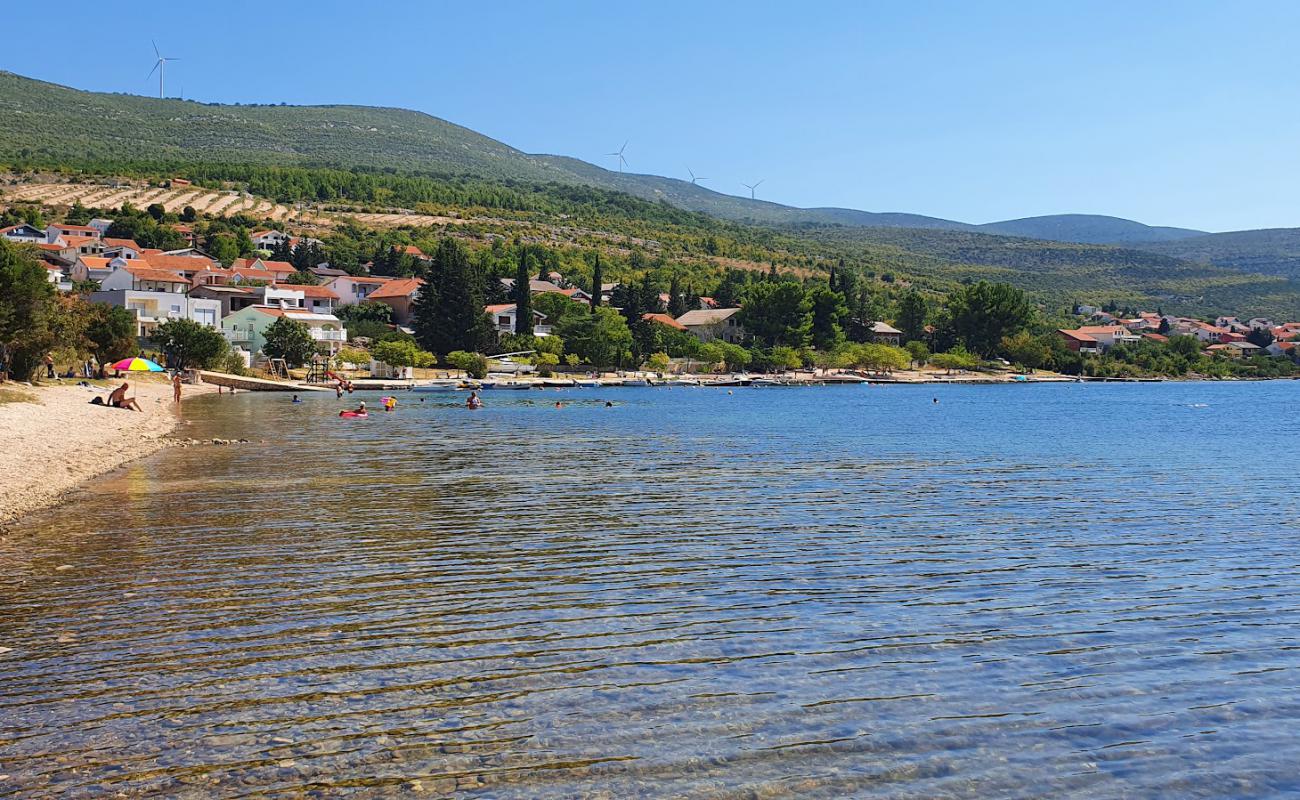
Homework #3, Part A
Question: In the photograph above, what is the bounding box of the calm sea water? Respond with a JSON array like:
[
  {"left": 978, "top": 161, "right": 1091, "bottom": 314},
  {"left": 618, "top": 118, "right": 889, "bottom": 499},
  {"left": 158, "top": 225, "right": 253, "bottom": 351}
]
[{"left": 3, "top": 382, "right": 1300, "bottom": 798}]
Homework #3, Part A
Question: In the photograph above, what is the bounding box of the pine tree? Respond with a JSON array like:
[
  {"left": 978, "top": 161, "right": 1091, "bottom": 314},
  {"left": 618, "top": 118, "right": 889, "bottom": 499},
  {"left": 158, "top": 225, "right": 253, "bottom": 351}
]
[
  {"left": 413, "top": 238, "right": 493, "bottom": 358},
  {"left": 514, "top": 247, "right": 533, "bottom": 335},
  {"left": 667, "top": 274, "right": 686, "bottom": 318},
  {"left": 590, "top": 252, "right": 603, "bottom": 314}
]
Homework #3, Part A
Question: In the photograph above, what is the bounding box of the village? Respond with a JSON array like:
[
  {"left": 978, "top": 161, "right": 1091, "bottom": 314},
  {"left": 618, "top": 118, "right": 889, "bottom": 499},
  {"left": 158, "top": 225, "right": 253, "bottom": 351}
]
[{"left": 5, "top": 214, "right": 1300, "bottom": 391}]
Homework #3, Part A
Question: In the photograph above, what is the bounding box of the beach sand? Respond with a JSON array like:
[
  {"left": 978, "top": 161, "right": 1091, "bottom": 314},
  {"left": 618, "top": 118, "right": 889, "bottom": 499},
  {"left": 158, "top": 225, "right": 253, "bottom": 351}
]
[{"left": 0, "top": 378, "right": 218, "bottom": 529}]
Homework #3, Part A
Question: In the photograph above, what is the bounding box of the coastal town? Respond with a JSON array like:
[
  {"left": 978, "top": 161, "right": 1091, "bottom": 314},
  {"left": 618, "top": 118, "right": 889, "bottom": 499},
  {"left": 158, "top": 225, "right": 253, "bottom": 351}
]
[{"left": 5, "top": 208, "right": 1300, "bottom": 394}]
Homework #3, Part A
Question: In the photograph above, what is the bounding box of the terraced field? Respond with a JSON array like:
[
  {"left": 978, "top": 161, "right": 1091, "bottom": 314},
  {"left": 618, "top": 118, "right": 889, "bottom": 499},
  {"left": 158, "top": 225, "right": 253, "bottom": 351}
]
[{"left": 1, "top": 182, "right": 332, "bottom": 227}]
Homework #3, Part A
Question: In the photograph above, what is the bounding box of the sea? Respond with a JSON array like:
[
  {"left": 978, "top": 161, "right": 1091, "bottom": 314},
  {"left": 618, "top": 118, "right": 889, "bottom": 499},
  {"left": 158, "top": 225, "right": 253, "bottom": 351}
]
[{"left": 2, "top": 381, "right": 1299, "bottom": 798}]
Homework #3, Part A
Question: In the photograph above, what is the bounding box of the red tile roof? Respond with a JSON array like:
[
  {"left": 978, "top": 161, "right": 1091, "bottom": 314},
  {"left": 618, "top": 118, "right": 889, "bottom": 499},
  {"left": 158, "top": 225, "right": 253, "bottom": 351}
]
[
  {"left": 124, "top": 265, "right": 189, "bottom": 284},
  {"left": 144, "top": 254, "right": 217, "bottom": 271},
  {"left": 102, "top": 238, "right": 141, "bottom": 250},
  {"left": 368, "top": 278, "right": 424, "bottom": 299},
  {"left": 643, "top": 312, "right": 686, "bottom": 331},
  {"left": 271, "top": 282, "right": 339, "bottom": 299}
]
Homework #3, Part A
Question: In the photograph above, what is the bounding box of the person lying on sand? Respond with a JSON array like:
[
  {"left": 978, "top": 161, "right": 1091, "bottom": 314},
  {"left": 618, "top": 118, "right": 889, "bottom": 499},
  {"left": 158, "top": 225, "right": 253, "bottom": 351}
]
[{"left": 105, "top": 382, "right": 142, "bottom": 411}]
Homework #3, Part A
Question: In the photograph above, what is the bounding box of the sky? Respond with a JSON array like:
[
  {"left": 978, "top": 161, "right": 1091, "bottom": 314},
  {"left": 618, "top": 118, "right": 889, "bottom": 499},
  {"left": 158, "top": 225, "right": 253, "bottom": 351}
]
[{"left": 4, "top": 0, "right": 1300, "bottom": 232}]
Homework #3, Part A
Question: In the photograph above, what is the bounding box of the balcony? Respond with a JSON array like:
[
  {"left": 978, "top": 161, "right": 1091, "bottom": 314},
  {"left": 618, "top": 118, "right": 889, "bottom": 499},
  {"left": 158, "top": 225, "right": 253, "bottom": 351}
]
[
  {"left": 223, "top": 329, "right": 253, "bottom": 343},
  {"left": 309, "top": 329, "right": 346, "bottom": 342}
]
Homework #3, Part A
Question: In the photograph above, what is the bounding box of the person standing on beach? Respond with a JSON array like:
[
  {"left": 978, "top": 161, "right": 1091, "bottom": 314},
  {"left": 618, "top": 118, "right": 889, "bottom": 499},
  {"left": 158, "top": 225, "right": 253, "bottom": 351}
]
[
  {"left": 172, "top": 372, "right": 183, "bottom": 404},
  {"left": 43, "top": 353, "right": 55, "bottom": 379}
]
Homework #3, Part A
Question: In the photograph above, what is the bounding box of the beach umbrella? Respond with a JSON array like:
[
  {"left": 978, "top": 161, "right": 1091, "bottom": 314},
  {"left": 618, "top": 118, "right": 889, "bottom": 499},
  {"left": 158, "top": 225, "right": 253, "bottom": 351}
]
[{"left": 109, "top": 357, "right": 165, "bottom": 372}]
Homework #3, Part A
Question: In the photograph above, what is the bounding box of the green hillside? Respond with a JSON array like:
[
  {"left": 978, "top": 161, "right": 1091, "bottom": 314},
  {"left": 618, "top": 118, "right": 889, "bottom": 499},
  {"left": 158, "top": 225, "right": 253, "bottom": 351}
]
[
  {"left": 978, "top": 214, "right": 1205, "bottom": 244},
  {"left": 1130, "top": 228, "right": 1300, "bottom": 279},
  {"left": 4, "top": 69, "right": 1300, "bottom": 319}
]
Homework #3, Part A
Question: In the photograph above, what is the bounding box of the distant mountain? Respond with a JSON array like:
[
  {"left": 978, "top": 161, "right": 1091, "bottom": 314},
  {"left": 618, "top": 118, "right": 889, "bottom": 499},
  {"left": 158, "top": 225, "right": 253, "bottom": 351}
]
[
  {"left": 977, "top": 214, "right": 1206, "bottom": 245},
  {"left": 1130, "top": 228, "right": 1300, "bottom": 279},
  {"left": 0, "top": 71, "right": 1182, "bottom": 239}
]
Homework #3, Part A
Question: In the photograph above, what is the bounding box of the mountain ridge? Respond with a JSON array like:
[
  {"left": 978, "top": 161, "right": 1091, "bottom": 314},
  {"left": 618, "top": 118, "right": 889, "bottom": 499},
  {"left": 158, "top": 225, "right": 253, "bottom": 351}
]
[{"left": 0, "top": 70, "right": 1227, "bottom": 246}]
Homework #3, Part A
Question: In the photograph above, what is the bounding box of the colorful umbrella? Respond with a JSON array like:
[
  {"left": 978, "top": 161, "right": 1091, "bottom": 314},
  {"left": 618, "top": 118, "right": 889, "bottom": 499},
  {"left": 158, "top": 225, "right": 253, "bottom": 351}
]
[{"left": 109, "top": 357, "right": 165, "bottom": 372}]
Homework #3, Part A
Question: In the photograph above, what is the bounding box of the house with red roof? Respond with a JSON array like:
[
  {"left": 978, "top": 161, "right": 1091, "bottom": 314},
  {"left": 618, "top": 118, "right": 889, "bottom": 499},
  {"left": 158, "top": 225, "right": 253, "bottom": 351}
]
[
  {"left": 221, "top": 306, "right": 347, "bottom": 357},
  {"left": 368, "top": 278, "right": 425, "bottom": 326},
  {"left": 485, "top": 303, "right": 549, "bottom": 337},
  {"left": 643, "top": 312, "right": 687, "bottom": 331}
]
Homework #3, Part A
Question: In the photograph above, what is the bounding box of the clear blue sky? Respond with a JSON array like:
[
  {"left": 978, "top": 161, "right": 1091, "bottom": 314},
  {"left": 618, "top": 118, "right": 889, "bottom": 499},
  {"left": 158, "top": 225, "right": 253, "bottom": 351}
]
[{"left": 4, "top": 0, "right": 1299, "bottom": 231}]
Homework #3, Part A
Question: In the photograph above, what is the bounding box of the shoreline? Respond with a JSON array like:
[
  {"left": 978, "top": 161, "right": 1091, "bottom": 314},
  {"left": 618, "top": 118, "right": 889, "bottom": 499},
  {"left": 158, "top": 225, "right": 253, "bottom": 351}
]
[{"left": 0, "top": 379, "right": 219, "bottom": 531}]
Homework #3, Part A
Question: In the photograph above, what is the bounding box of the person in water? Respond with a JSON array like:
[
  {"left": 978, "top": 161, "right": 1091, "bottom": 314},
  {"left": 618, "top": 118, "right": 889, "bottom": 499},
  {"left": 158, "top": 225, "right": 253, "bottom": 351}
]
[
  {"left": 554, "top": 401, "right": 563, "bottom": 409},
  {"left": 354, "top": 400, "right": 367, "bottom": 415},
  {"left": 605, "top": 401, "right": 614, "bottom": 407},
  {"left": 292, "top": 394, "right": 302, "bottom": 404},
  {"left": 466, "top": 391, "right": 482, "bottom": 409}
]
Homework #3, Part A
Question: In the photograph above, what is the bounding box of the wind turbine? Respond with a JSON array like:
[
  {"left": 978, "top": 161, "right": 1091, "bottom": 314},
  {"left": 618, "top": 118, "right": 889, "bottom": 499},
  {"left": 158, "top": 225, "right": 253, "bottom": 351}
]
[
  {"left": 147, "top": 41, "right": 179, "bottom": 99},
  {"left": 743, "top": 179, "right": 764, "bottom": 200},
  {"left": 687, "top": 167, "right": 708, "bottom": 185},
  {"left": 606, "top": 140, "right": 628, "bottom": 172}
]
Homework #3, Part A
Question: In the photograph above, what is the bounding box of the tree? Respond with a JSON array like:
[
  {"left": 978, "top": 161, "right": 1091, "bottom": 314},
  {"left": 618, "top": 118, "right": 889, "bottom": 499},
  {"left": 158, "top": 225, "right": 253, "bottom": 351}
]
[
  {"left": 999, "top": 331, "right": 1053, "bottom": 370},
  {"left": 82, "top": 302, "right": 136, "bottom": 365},
  {"left": 372, "top": 339, "right": 435, "bottom": 369},
  {"left": 1158, "top": 317, "right": 1171, "bottom": 335},
  {"left": 412, "top": 238, "right": 493, "bottom": 358},
  {"left": 739, "top": 281, "right": 812, "bottom": 347},
  {"left": 147, "top": 203, "right": 166, "bottom": 221},
  {"left": 896, "top": 290, "right": 928, "bottom": 342},
  {"left": 534, "top": 292, "right": 588, "bottom": 329},
  {"left": 0, "top": 239, "right": 61, "bottom": 380},
  {"left": 848, "top": 343, "right": 910, "bottom": 373},
  {"left": 66, "top": 201, "right": 91, "bottom": 225},
  {"left": 554, "top": 306, "right": 632, "bottom": 369},
  {"left": 931, "top": 346, "right": 980, "bottom": 373},
  {"left": 180, "top": 205, "right": 197, "bottom": 222},
  {"left": 943, "top": 281, "right": 1034, "bottom": 357},
  {"left": 904, "top": 340, "right": 930, "bottom": 368},
  {"left": 768, "top": 345, "right": 804, "bottom": 371},
  {"left": 590, "top": 252, "right": 604, "bottom": 312},
  {"left": 1246, "top": 327, "right": 1275, "bottom": 348},
  {"left": 337, "top": 346, "right": 371, "bottom": 366},
  {"left": 337, "top": 301, "right": 393, "bottom": 326},
  {"left": 447, "top": 350, "right": 488, "bottom": 378},
  {"left": 513, "top": 247, "right": 533, "bottom": 334},
  {"left": 667, "top": 274, "right": 687, "bottom": 318},
  {"left": 262, "top": 317, "right": 316, "bottom": 366},
  {"left": 646, "top": 352, "right": 671, "bottom": 372},
  {"left": 154, "top": 318, "right": 227, "bottom": 370},
  {"left": 713, "top": 341, "right": 752, "bottom": 371},
  {"left": 808, "top": 285, "right": 848, "bottom": 351}
]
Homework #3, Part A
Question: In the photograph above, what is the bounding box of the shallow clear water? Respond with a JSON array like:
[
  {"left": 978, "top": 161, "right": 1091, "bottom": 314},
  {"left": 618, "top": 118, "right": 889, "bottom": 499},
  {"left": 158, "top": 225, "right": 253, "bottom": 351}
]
[{"left": 3, "top": 382, "right": 1300, "bottom": 798}]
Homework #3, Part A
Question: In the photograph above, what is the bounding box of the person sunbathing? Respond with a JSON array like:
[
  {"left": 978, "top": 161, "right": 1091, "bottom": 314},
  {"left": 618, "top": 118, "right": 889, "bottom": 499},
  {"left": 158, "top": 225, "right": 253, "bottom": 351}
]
[{"left": 106, "top": 382, "right": 142, "bottom": 412}]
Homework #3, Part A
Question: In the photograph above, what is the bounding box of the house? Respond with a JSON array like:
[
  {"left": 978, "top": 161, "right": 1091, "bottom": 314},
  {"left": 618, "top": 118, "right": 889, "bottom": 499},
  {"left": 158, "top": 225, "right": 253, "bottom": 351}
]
[
  {"left": 871, "top": 321, "right": 903, "bottom": 345},
  {"left": 102, "top": 238, "right": 143, "bottom": 259},
  {"left": 90, "top": 289, "right": 222, "bottom": 338},
  {"left": 1142, "top": 332, "right": 1169, "bottom": 344},
  {"left": 1248, "top": 318, "right": 1275, "bottom": 331},
  {"left": 169, "top": 223, "right": 198, "bottom": 247},
  {"left": 87, "top": 218, "right": 116, "bottom": 235},
  {"left": 275, "top": 282, "right": 340, "bottom": 315},
  {"left": 1058, "top": 329, "right": 1102, "bottom": 354},
  {"left": 47, "top": 223, "right": 102, "bottom": 242},
  {"left": 677, "top": 308, "right": 745, "bottom": 343},
  {"left": 1226, "top": 341, "right": 1261, "bottom": 357},
  {"left": 1070, "top": 325, "right": 1142, "bottom": 350},
  {"left": 142, "top": 253, "right": 218, "bottom": 281},
  {"left": 70, "top": 255, "right": 131, "bottom": 283},
  {"left": 643, "top": 312, "right": 687, "bottom": 331},
  {"left": 232, "top": 257, "right": 296, "bottom": 279},
  {"left": 323, "top": 274, "right": 392, "bottom": 305},
  {"left": 189, "top": 284, "right": 256, "bottom": 318},
  {"left": 58, "top": 235, "right": 103, "bottom": 256},
  {"left": 368, "top": 278, "right": 424, "bottom": 326},
  {"left": 393, "top": 244, "right": 430, "bottom": 260},
  {"left": 99, "top": 265, "right": 192, "bottom": 294},
  {"left": 485, "top": 303, "right": 550, "bottom": 337},
  {"left": 1266, "top": 341, "right": 1297, "bottom": 358},
  {"left": 220, "top": 306, "right": 347, "bottom": 356},
  {"left": 249, "top": 230, "right": 291, "bottom": 251},
  {"left": 0, "top": 223, "right": 47, "bottom": 244}
]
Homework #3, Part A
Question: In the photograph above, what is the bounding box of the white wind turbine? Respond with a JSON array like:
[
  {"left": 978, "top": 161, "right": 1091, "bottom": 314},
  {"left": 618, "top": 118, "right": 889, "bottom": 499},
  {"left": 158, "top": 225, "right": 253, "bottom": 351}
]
[
  {"left": 743, "top": 179, "right": 764, "bottom": 200},
  {"left": 147, "top": 41, "right": 179, "bottom": 99},
  {"left": 606, "top": 140, "right": 629, "bottom": 172},
  {"left": 687, "top": 167, "right": 708, "bottom": 185}
]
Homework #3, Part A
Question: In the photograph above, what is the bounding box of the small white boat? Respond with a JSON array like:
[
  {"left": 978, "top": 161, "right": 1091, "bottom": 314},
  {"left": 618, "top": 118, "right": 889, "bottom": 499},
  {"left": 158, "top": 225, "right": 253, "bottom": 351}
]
[
  {"left": 662, "top": 377, "right": 700, "bottom": 386},
  {"left": 749, "top": 377, "right": 780, "bottom": 386},
  {"left": 574, "top": 378, "right": 601, "bottom": 387},
  {"left": 412, "top": 379, "right": 464, "bottom": 392},
  {"left": 622, "top": 378, "right": 650, "bottom": 387}
]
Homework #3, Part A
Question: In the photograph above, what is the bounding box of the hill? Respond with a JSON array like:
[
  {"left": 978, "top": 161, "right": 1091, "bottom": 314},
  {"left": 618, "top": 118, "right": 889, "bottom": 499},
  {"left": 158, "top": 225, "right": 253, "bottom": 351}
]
[
  {"left": 0, "top": 71, "right": 1181, "bottom": 239},
  {"left": 977, "top": 214, "right": 1206, "bottom": 244},
  {"left": 1129, "top": 228, "right": 1300, "bottom": 280}
]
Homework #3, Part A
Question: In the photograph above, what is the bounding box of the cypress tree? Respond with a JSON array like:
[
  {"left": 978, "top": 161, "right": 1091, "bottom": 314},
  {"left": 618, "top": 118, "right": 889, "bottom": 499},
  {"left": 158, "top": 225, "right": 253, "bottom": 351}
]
[
  {"left": 514, "top": 247, "right": 533, "bottom": 335},
  {"left": 414, "top": 238, "right": 492, "bottom": 358},
  {"left": 667, "top": 274, "right": 686, "bottom": 318},
  {"left": 590, "top": 252, "right": 603, "bottom": 314}
]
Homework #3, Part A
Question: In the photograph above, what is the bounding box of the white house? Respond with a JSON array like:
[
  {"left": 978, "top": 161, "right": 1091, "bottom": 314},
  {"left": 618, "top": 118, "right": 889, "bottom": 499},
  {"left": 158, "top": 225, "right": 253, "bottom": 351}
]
[
  {"left": 485, "top": 303, "right": 550, "bottom": 336},
  {"left": 221, "top": 306, "right": 347, "bottom": 357},
  {"left": 99, "top": 265, "right": 192, "bottom": 294},
  {"left": 250, "top": 230, "right": 292, "bottom": 251},
  {"left": 90, "top": 289, "right": 222, "bottom": 338},
  {"left": 87, "top": 218, "right": 116, "bottom": 235},
  {"left": 47, "top": 223, "right": 102, "bottom": 242},
  {"left": 676, "top": 308, "right": 745, "bottom": 344},
  {"left": 70, "top": 255, "right": 132, "bottom": 283},
  {"left": 0, "top": 223, "right": 47, "bottom": 244}
]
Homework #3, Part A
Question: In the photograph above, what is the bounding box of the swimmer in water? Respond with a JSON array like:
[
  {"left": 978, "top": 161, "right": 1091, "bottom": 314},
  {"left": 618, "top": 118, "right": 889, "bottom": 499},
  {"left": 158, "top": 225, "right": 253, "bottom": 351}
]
[
  {"left": 933, "top": 397, "right": 939, "bottom": 404},
  {"left": 292, "top": 394, "right": 301, "bottom": 403},
  {"left": 555, "top": 401, "right": 563, "bottom": 409},
  {"left": 605, "top": 401, "right": 614, "bottom": 407}
]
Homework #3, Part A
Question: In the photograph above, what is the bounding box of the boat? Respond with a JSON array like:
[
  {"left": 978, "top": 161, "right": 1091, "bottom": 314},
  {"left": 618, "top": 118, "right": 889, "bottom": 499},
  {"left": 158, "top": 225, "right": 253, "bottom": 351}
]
[
  {"left": 621, "top": 378, "right": 650, "bottom": 387},
  {"left": 540, "top": 378, "right": 576, "bottom": 387},
  {"left": 481, "top": 380, "right": 534, "bottom": 390},
  {"left": 573, "top": 378, "right": 601, "bottom": 387},
  {"left": 412, "top": 379, "right": 464, "bottom": 392},
  {"left": 662, "top": 377, "right": 700, "bottom": 386},
  {"left": 749, "top": 377, "right": 780, "bottom": 386}
]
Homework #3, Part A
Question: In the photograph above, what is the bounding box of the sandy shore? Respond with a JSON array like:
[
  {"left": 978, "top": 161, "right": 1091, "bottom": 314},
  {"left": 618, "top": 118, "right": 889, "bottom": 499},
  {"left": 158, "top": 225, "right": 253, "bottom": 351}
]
[{"left": 0, "top": 378, "right": 219, "bottom": 529}]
